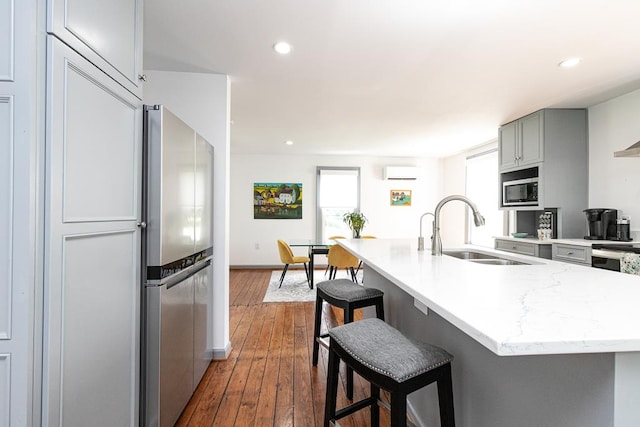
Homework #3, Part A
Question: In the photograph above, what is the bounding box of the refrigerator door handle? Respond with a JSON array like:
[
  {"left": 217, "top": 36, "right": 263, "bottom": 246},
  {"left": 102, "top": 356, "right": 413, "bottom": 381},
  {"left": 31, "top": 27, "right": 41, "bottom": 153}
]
[{"left": 164, "top": 259, "right": 212, "bottom": 290}]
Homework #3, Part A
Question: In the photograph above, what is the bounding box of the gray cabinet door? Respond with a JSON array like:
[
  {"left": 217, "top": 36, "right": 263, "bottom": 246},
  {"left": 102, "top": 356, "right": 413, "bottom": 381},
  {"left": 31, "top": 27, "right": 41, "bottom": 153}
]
[
  {"left": 499, "top": 111, "right": 543, "bottom": 171},
  {"left": 498, "top": 121, "right": 518, "bottom": 170},
  {"left": 42, "top": 37, "right": 142, "bottom": 427},
  {"left": 48, "top": 0, "right": 143, "bottom": 98},
  {"left": 519, "top": 111, "right": 543, "bottom": 166}
]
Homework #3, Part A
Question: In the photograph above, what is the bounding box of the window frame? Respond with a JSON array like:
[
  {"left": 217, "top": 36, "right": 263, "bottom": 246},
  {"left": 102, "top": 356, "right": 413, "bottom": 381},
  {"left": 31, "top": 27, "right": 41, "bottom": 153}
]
[{"left": 315, "top": 166, "right": 361, "bottom": 241}]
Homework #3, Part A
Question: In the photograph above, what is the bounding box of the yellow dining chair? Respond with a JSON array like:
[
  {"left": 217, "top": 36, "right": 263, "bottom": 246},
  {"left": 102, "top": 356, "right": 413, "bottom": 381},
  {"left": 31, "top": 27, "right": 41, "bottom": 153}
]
[
  {"left": 277, "top": 240, "right": 311, "bottom": 288},
  {"left": 324, "top": 236, "right": 346, "bottom": 277},
  {"left": 327, "top": 244, "right": 360, "bottom": 283}
]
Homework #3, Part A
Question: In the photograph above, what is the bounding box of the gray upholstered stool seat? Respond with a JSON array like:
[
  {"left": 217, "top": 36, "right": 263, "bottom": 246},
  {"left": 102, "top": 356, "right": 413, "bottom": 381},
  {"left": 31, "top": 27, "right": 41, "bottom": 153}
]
[
  {"left": 313, "top": 279, "right": 385, "bottom": 400},
  {"left": 317, "top": 278, "right": 384, "bottom": 302},
  {"left": 324, "top": 318, "right": 455, "bottom": 427}
]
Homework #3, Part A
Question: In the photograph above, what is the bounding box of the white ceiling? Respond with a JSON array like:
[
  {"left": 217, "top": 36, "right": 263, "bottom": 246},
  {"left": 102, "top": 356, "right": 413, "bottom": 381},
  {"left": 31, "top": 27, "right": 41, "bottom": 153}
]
[{"left": 144, "top": 0, "right": 640, "bottom": 158}]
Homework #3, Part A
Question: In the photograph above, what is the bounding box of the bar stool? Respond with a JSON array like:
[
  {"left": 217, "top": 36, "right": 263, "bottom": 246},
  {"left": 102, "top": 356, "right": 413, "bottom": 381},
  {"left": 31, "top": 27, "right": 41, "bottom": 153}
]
[
  {"left": 312, "top": 279, "right": 384, "bottom": 400},
  {"left": 324, "top": 318, "right": 455, "bottom": 427}
]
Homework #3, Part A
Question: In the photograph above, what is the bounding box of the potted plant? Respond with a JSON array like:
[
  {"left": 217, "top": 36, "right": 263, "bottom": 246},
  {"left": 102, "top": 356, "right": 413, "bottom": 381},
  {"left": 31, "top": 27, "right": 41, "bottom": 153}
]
[{"left": 343, "top": 211, "right": 368, "bottom": 238}]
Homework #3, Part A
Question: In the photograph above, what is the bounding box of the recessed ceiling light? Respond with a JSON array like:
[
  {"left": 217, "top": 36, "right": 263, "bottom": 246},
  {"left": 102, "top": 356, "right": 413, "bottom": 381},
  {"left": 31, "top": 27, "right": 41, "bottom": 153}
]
[
  {"left": 273, "top": 41, "right": 292, "bottom": 55},
  {"left": 558, "top": 57, "right": 581, "bottom": 68},
  {"left": 284, "top": 140, "right": 294, "bottom": 146}
]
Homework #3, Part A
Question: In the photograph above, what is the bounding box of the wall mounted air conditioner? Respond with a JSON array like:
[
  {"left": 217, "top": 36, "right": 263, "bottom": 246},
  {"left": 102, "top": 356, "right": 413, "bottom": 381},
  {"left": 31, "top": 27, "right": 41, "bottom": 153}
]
[{"left": 383, "top": 166, "right": 419, "bottom": 180}]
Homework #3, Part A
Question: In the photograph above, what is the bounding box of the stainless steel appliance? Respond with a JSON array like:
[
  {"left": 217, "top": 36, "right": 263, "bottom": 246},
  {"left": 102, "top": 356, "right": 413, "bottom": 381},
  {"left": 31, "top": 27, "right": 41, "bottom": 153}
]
[
  {"left": 502, "top": 177, "right": 539, "bottom": 206},
  {"left": 584, "top": 208, "right": 617, "bottom": 240},
  {"left": 592, "top": 244, "right": 640, "bottom": 271},
  {"left": 616, "top": 217, "right": 632, "bottom": 241},
  {"left": 142, "top": 105, "right": 214, "bottom": 427}
]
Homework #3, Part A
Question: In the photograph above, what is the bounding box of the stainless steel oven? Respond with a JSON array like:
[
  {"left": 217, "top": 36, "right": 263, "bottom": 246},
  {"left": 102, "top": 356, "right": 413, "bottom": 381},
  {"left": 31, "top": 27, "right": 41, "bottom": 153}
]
[{"left": 591, "top": 244, "right": 639, "bottom": 271}]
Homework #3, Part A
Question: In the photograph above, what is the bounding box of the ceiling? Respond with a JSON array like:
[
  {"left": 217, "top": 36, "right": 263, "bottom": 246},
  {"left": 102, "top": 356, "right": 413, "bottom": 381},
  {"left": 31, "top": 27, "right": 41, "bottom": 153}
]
[{"left": 144, "top": 0, "right": 640, "bottom": 158}]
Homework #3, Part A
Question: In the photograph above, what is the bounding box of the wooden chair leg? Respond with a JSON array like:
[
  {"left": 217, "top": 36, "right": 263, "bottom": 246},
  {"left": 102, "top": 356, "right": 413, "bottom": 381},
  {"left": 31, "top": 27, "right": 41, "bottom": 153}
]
[
  {"left": 437, "top": 364, "right": 456, "bottom": 427},
  {"left": 390, "top": 392, "right": 407, "bottom": 427},
  {"left": 312, "top": 296, "right": 323, "bottom": 366},
  {"left": 345, "top": 308, "right": 354, "bottom": 400},
  {"left": 324, "top": 346, "right": 341, "bottom": 427},
  {"left": 370, "top": 383, "right": 380, "bottom": 427},
  {"left": 375, "top": 298, "right": 385, "bottom": 321},
  {"left": 278, "top": 264, "right": 289, "bottom": 287}
]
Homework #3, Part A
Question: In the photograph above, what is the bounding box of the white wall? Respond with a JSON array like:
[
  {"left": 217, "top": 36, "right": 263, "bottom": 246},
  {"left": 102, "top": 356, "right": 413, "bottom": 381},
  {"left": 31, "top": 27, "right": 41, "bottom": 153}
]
[
  {"left": 588, "top": 88, "right": 640, "bottom": 238},
  {"left": 230, "top": 154, "right": 441, "bottom": 266},
  {"left": 143, "top": 70, "right": 231, "bottom": 356}
]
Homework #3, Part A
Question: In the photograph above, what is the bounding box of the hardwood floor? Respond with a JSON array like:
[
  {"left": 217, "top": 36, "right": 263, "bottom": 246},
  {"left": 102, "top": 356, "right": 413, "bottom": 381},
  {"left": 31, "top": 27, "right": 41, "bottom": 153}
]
[{"left": 176, "top": 268, "right": 390, "bottom": 426}]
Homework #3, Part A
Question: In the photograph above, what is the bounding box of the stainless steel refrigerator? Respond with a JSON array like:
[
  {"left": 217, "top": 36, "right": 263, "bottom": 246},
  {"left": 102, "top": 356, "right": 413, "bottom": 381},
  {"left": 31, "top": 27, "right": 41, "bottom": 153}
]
[{"left": 141, "top": 105, "right": 214, "bottom": 427}]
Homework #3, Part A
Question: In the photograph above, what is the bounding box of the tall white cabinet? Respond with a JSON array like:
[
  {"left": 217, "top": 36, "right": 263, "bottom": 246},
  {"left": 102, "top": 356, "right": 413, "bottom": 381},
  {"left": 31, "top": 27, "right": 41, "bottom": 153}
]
[
  {"left": 42, "top": 39, "right": 142, "bottom": 426},
  {"left": 3, "top": 0, "right": 144, "bottom": 426},
  {"left": 1, "top": 1, "right": 43, "bottom": 426}
]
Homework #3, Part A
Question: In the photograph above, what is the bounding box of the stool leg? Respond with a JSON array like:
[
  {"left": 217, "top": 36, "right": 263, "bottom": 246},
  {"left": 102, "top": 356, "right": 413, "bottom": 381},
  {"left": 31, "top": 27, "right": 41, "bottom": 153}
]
[
  {"left": 344, "top": 307, "right": 354, "bottom": 400},
  {"left": 390, "top": 392, "right": 407, "bottom": 427},
  {"left": 437, "top": 364, "right": 456, "bottom": 427},
  {"left": 312, "top": 296, "right": 323, "bottom": 366},
  {"left": 324, "top": 345, "right": 341, "bottom": 427},
  {"left": 375, "top": 298, "right": 385, "bottom": 321},
  {"left": 370, "top": 383, "right": 380, "bottom": 427}
]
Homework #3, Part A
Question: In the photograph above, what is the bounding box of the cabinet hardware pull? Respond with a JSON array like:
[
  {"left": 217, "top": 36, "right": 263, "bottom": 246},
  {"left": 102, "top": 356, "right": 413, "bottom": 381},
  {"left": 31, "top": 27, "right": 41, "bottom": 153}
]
[
  {"left": 137, "top": 221, "right": 147, "bottom": 229},
  {"left": 567, "top": 251, "right": 574, "bottom": 255},
  {"left": 138, "top": 74, "right": 147, "bottom": 82}
]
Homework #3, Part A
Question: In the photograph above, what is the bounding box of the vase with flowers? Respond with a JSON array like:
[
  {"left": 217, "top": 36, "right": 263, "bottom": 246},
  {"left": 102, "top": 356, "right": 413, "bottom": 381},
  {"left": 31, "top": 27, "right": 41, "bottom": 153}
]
[{"left": 343, "top": 211, "right": 368, "bottom": 238}]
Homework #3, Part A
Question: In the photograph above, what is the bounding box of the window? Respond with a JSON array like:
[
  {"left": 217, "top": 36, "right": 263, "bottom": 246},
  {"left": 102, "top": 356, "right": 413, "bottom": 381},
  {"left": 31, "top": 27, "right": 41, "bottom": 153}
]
[
  {"left": 465, "top": 150, "right": 504, "bottom": 247},
  {"left": 316, "top": 167, "right": 360, "bottom": 241}
]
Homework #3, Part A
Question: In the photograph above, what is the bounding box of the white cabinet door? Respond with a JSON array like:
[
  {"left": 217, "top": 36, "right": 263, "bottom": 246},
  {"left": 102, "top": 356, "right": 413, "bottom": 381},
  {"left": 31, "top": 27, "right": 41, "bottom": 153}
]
[
  {"left": 42, "top": 37, "right": 142, "bottom": 427},
  {"left": 0, "top": 0, "right": 13, "bottom": 81},
  {"left": 48, "top": 0, "right": 143, "bottom": 98}
]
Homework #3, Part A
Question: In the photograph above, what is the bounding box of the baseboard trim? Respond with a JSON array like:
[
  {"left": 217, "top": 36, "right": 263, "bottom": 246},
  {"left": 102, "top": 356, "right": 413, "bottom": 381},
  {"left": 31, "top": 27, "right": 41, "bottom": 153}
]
[{"left": 212, "top": 341, "right": 232, "bottom": 360}]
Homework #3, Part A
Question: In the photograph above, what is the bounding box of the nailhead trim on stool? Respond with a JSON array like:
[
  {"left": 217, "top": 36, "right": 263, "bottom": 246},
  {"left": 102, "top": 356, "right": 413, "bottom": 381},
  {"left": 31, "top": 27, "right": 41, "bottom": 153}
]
[
  {"left": 312, "top": 279, "right": 385, "bottom": 400},
  {"left": 324, "top": 318, "right": 455, "bottom": 427}
]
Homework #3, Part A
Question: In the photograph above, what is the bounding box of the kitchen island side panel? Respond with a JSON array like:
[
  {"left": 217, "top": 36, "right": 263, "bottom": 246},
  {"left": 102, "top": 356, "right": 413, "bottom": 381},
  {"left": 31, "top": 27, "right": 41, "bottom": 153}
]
[{"left": 364, "top": 266, "right": 615, "bottom": 427}]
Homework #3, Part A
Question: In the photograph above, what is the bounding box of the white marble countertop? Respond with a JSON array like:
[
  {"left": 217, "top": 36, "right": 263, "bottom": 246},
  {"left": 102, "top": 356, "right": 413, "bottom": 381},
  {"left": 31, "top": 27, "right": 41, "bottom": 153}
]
[{"left": 338, "top": 238, "right": 640, "bottom": 356}]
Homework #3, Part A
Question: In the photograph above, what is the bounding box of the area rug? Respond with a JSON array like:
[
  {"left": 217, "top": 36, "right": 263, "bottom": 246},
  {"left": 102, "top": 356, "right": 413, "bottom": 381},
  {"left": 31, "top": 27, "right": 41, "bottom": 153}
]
[{"left": 262, "top": 269, "right": 363, "bottom": 303}]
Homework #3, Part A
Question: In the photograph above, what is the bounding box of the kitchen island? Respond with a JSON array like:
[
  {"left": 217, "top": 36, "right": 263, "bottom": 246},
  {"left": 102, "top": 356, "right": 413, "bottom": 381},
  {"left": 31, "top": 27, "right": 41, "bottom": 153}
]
[{"left": 338, "top": 238, "right": 640, "bottom": 427}]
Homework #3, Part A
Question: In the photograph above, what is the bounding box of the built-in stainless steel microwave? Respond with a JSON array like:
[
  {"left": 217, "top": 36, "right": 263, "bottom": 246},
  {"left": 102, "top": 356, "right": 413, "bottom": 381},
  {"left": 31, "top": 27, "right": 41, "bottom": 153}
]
[{"left": 502, "top": 177, "right": 538, "bottom": 206}]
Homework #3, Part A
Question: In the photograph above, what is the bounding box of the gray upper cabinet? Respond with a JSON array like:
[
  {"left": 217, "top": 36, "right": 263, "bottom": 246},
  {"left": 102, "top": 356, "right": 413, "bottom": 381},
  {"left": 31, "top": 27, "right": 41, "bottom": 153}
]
[
  {"left": 48, "top": 0, "right": 143, "bottom": 98},
  {"left": 499, "top": 109, "right": 588, "bottom": 238},
  {"left": 499, "top": 110, "right": 543, "bottom": 171}
]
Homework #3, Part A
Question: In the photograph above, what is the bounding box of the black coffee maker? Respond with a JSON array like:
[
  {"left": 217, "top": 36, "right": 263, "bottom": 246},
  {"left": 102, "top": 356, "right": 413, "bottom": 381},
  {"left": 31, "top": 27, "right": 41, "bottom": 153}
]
[{"left": 584, "top": 208, "right": 617, "bottom": 240}]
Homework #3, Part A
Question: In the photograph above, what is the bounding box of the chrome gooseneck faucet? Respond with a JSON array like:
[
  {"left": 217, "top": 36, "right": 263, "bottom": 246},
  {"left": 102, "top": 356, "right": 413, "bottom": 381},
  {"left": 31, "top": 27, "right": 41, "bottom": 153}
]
[
  {"left": 418, "top": 212, "right": 435, "bottom": 251},
  {"left": 432, "top": 195, "right": 485, "bottom": 256}
]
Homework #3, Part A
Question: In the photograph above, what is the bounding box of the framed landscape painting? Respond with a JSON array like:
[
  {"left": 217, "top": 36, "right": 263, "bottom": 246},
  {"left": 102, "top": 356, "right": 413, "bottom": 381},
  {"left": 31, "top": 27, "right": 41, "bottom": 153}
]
[
  {"left": 390, "top": 190, "right": 411, "bottom": 206},
  {"left": 253, "top": 182, "right": 303, "bottom": 219}
]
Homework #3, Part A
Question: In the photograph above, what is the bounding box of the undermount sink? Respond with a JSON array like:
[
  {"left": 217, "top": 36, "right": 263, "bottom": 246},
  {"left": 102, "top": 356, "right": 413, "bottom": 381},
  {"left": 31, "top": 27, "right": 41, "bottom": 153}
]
[
  {"left": 443, "top": 250, "right": 530, "bottom": 265},
  {"left": 443, "top": 250, "right": 499, "bottom": 260}
]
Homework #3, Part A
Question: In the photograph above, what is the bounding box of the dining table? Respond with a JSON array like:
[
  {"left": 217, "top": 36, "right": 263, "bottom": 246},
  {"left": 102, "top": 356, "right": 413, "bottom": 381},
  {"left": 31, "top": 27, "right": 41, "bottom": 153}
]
[{"left": 287, "top": 239, "right": 334, "bottom": 289}]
